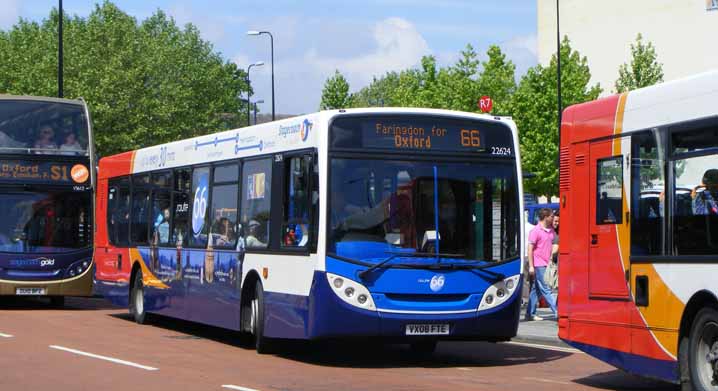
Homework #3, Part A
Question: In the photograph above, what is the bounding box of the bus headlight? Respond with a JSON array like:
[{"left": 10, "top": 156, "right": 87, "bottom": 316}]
[
  {"left": 326, "top": 273, "right": 376, "bottom": 311},
  {"left": 478, "top": 275, "right": 520, "bottom": 312},
  {"left": 65, "top": 259, "right": 92, "bottom": 278}
]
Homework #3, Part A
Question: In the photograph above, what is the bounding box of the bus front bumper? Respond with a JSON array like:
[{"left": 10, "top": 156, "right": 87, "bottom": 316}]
[{"left": 0, "top": 267, "right": 93, "bottom": 296}]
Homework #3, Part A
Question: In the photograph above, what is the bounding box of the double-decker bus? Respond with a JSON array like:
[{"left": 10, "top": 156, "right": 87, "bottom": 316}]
[
  {"left": 559, "top": 70, "right": 718, "bottom": 389},
  {"left": 95, "top": 108, "right": 523, "bottom": 353},
  {"left": 0, "top": 95, "right": 95, "bottom": 306}
]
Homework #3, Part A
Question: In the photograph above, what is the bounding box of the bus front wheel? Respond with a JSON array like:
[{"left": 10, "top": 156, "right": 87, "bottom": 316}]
[
  {"left": 687, "top": 307, "right": 718, "bottom": 391},
  {"left": 130, "top": 270, "right": 147, "bottom": 324},
  {"left": 251, "top": 283, "right": 273, "bottom": 354}
]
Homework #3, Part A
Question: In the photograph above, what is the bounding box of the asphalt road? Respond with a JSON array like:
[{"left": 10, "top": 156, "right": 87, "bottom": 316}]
[{"left": 0, "top": 297, "right": 679, "bottom": 391}]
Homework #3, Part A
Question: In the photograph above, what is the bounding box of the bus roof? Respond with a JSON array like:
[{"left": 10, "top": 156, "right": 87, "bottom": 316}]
[
  {"left": 562, "top": 69, "right": 718, "bottom": 144},
  {"left": 99, "top": 107, "right": 518, "bottom": 178},
  {"left": 0, "top": 94, "right": 85, "bottom": 106}
]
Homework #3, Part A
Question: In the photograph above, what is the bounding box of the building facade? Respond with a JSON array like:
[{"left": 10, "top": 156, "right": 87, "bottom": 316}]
[{"left": 538, "top": 0, "right": 718, "bottom": 94}]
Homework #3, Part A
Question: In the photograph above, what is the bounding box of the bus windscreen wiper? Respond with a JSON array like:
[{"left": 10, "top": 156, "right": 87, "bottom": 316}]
[
  {"left": 358, "top": 255, "right": 400, "bottom": 280},
  {"left": 386, "top": 251, "right": 466, "bottom": 258}
]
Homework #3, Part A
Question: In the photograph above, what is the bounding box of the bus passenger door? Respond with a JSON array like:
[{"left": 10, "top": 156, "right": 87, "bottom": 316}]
[
  {"left": 587, "top": 140, "right": 632, "bottom": 347},
  {"left": 589, "top": 140, "right": 630, "bottom": 299}
]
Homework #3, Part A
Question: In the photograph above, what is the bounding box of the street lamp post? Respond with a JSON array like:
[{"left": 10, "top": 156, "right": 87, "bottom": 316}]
[
  {"left": 247, "top": 30, "right": 275, "bottom": 121},
  {"left": 253, "top": 99, "right": 264, "bottom": 125},
  {"left": 246, "top": 61, "right": 264, "bottom": 126},
  {"left": 58, "top": 0, "right": 63, "bottom": 98}
]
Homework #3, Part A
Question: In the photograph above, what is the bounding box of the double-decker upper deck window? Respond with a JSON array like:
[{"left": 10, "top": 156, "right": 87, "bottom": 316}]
[
  {"left": 282, "top": 156, "right": 312, "bottom": 248},
  {"left": 596, "top": 156, "right": 624, "bottom": 225},
  {"left": 0, "top": 100, "right": 89, "bottom": 155},
  {"left": 671, "top": 127, "right": 718, "bottom": 255},
  {"left": 241, "top": 159, "right": 272, "bottom": 249}
]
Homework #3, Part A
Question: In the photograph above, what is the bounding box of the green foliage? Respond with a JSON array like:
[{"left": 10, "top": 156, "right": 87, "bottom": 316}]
[
  {"left": 615, "top": 33, "right": 664, "bottom": 93},
  {"left": 511, "top": 37, "right": 602, "bottom": 196},
  {"left": 477, "top": 45, "right": 516, "bottom": 116},
  {"left": 319, "top": 70, "right": 351, "bottom": 110},
  {"left": 0, "top": 1, "right": 249, "bottom": 156},
  {"left": 349, "top": 72, "right": 400, "bottom": 107}
]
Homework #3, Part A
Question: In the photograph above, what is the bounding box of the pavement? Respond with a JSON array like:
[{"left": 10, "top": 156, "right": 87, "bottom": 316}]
[{"left": 515, "top": 307, "right": 563, "bottom": 346}]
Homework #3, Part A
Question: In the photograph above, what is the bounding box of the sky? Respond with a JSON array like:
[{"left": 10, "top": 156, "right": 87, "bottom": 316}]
[{"left": 0, "top": 0, "right": 538, "bottom": 115}]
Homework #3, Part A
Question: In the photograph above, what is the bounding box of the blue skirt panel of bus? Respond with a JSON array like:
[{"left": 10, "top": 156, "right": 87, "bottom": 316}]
[
  {"left": 0, "top": 248, "right": 92, "bottom": 281},
  {"left": 564, "top": 340, "right": 679, "bottom": 384}
]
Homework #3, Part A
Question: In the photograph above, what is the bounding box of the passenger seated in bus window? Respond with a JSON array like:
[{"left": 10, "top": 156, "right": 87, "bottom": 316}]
[
  {"left": 212, "top": 217, "right": 235, "bottom": 247},
  {"left": 283, "top": 223, "right": 309, "bottom": 247},
  {"left": 34, "top": 125, "right": 58, "bottom": 153},
  {"left": 59, "top": 130, "right": 83, "bottom": 155},
  {"left": 245, "top": 219, "right": 267, "bottom": 248},
  {"left": 154, "top": 208, "right": 170, "bottom": 244},
  {"left": 692, "top": 169, "right": 718, "bottom": 215}
]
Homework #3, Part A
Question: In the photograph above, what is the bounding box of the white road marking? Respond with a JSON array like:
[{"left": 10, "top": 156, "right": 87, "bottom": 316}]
[
  {"left": 0, "top": 333, "right": 13, "bottom": 338},
  {"left": 222, "top": 385, "right": 261, "bottom": 391},
  {"left": 522, "top": 376, "right": 572, "bottom": 385},
  {"left": 456, "top": 367, "right": 471, "bottom": 371},
  {"left": 49, "top": 345, "right": 158, "bottom": 371},
  {"left": 506, "top": 341, "right": 582, "bottom": 354}
]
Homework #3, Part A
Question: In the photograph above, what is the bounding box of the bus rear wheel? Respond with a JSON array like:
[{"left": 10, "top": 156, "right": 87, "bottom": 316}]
[
  {"left": 250, "top": 283, "right": 273, "bottom": 354},
  {"left": 130, "top": 270, "right": 147, "bottom": 324},
  {"left": 688, "top": 307, "right": 718, "bottom": 391}
]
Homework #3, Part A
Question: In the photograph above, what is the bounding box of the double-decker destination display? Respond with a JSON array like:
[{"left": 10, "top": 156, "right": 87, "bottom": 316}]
[
  {"left": 94, "top": 108, "right": 524, "bottom": 354},
  {"left": 0, "top": 96, "right": 95, "bottom": 306},
  {"left": 559, "top": 70, "right": 718, "bottom": 389}
]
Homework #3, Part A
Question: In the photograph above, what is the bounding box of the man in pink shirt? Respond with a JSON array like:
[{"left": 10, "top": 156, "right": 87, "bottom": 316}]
[{"left": 525, "top": 208, "right": 558, "bottom": 321}]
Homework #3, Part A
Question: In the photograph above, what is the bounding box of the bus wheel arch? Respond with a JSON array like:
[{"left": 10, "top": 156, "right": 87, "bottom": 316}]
[
  {"left": 678, "top": 290, "right": 718, "bottom": 390},
  {"left": 240, "top": 270, "right": 273, "bottom": 353}
]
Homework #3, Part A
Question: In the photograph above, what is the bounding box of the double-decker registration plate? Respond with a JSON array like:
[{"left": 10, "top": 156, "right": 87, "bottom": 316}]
[
  {"left": 16, "top": 287, "right": 46, "bottom": 296},
  {"left": 405, "top": 324, "right": 450, "bottom": 335}
]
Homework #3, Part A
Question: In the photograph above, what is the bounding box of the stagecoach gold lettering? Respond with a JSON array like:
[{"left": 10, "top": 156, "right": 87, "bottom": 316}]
[{"left": 374, "top": 123, "right": 447, "bottom": 150}]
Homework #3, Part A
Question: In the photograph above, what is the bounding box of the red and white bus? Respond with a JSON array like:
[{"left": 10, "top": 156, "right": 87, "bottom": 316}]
[{"left": 559, "top": 70, "right": 718, "bottom": 389}]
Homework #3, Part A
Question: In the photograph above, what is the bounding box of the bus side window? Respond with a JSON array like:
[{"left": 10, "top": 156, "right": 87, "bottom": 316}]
[
  {"left": 630, "top": 131, "right": 664, "bottom": 256},
  {"left": 282, "top": 155, "right": 311, "bottom": 248},
  {"left": 596, "top": 156, "right": 624, "bottom": 225},
  {"left": 151, "top": 172, "right": 172, "bottom": 247},
  {"left": 172, "top": 168, "right": 191, "bottom": 246},
  {"left": 108, "top": 177, "right": 130, "bottom": 246},
  {"left": 671, "top": 127, "right": 718, "bottom": 255},
  {"left": 131, "top": 174, "right": 150, "bottom": 245},
  {"left": 240, "top": 158, "right": 272, "bottom": 249},
  {"left": 209, "top": 164, "right": 239, "bottom": 249}
]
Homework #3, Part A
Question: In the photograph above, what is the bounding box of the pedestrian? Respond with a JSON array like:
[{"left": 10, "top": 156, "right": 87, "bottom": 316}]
[{"left": 525, "top": 208, "right": 558, "bottom": 321}]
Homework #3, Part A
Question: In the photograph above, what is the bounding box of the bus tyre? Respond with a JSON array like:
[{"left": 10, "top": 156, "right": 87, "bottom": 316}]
[
  {"left": 410, "top": 340, "right": 437, "bottom": 356},
  {"left": 50, "top": 296, "right": 65, "bottom": 308},
  {"left": 130, "top": 270, "right": 147, "bottom": 324},
  {"left": 688, "top": 307, "right": 718, "bottom": 391},
  {"left": 251, "top": 283, "right": 272, "bottom": 354}
]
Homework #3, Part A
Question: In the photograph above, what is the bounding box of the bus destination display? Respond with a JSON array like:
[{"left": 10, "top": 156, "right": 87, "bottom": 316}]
[
  {"left": 330, "top": 115, "right": 514, "bottom": 156},
  {"left": 0, "top": 160, "right": 89, "bottom": 185}
]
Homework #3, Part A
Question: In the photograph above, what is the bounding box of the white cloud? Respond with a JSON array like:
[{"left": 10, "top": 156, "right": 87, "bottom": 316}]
[
  {"left": 168, "top": 3, "right": 228, "bottom": 44},
  {"left": 305, "top": 17, "right": 430, "bottom": 88},
  {"left": 0, "top": 0, "right": 20, "bottom": 29}
]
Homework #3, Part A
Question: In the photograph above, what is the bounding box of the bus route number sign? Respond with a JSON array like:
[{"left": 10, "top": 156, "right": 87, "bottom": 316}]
[{"left": 478, "top": 96, "right": 493, "bottom": 113}]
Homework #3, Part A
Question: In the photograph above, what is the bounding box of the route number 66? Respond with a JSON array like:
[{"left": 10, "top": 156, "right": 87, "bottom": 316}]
[{"left": 192, "top": 185, "right": 208, "bottom": 234}]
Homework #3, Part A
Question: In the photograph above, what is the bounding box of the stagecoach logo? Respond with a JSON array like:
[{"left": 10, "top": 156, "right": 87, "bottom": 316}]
[
  {"left": 9, "top": 257, "right": 55, "bottom": 267},
  {"left": 300, "top": 119, "right": 313, "bottom": 142},
  {"left": 429, "top": 274, "right": 445, "bottom": 292}
]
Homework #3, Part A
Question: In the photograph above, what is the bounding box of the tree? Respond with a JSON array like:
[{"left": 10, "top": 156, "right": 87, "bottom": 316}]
[
  {"left": 319, "top": 70, "right": 351, "bottom": 110},
  {"left": 615, "top": 33, "right": 664, "bottom": 93},
  {"left": 511, "top": 37, "right": 602, "bottom": 196},
  {"left": 350, "top": 72, "right": 400, "bottom": 108},
  {"left": 477, "top": 45, "right": 516, "bottom": 116},
  {"left": 0, "top": 1, "right": 249, "bottom": 155}
]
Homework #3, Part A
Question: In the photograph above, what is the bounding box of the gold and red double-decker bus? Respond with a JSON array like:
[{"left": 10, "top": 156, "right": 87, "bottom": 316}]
[
  {"left": 0, "top": 95, "right": 95, "bottom": 306},
  {"left": 559, "top": 71, "right": 718, "bottom": 389}
]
